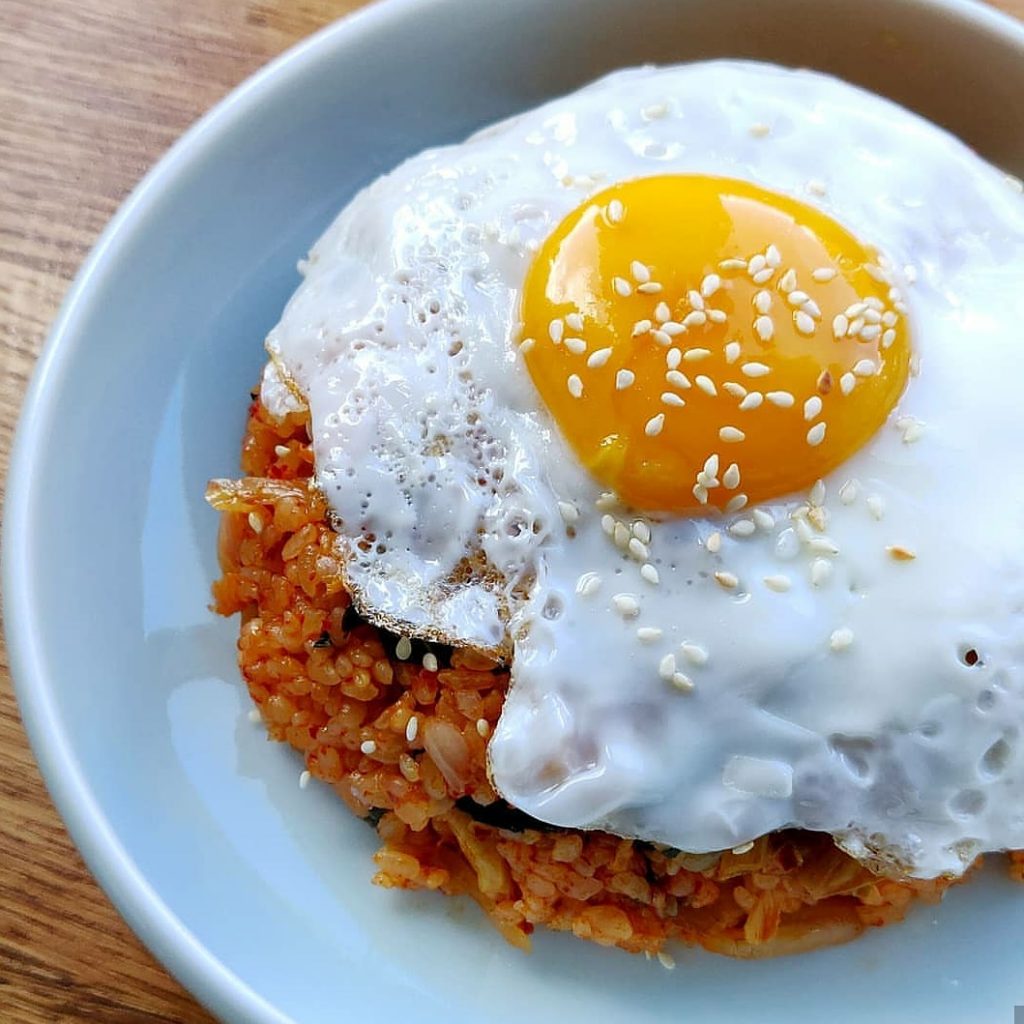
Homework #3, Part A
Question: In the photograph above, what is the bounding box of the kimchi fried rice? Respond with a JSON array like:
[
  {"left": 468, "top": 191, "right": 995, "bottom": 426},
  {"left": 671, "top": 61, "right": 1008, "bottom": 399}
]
[{"left": 207, "top": 390, "right": 1024, "bottom": 960}]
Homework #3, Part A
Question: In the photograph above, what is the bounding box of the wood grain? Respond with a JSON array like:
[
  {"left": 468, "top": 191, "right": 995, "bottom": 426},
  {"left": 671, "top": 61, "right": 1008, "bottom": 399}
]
[{"left": 0, "top": 1, "right": 1021, "bottom": 1021}]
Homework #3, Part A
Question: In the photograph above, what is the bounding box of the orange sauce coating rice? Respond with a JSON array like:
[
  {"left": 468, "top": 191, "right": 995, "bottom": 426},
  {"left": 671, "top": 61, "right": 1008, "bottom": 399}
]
[{"left": 207, "top": 390, "right": 1024, "bottom": 959}]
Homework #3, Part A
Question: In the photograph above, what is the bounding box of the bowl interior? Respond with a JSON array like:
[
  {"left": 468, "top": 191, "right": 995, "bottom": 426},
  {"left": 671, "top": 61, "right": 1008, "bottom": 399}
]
[{"left": 7, "top": 0, "right": 1024, "bottom": 1022}]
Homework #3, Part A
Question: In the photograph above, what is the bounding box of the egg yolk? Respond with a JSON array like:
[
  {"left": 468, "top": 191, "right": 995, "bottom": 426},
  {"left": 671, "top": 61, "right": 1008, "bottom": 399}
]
[{"left": 520, "top": 175, "right": 911, "bottom": 513}]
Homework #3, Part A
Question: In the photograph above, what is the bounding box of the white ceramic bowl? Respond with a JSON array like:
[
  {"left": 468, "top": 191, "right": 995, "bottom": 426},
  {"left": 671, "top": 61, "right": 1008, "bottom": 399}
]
[{"left": 5, "top": 1, "right": 1024, "bottom": 1021}]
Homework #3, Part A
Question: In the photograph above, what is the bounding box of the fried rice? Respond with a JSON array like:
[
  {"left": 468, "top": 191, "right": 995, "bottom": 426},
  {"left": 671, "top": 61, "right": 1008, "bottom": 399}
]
[{"left": 207, "top": 389, "right": 1019, "bottom": 960}]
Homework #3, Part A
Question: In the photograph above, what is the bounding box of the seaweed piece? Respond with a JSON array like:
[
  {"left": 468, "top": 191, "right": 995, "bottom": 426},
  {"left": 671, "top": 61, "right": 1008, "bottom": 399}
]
[{"left": 455, "top": 796, "right": 559, "bottom": 833}]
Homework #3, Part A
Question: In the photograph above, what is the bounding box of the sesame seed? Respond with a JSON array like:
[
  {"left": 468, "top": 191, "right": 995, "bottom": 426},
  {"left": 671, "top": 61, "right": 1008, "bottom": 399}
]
[
  {"left": 810, "top": 559, "right": 832, "bottom": 587},
  {"left": 587, "top": 347, "right": 613, "bottom": 368},
  {"left": 658, "top": 951, "right": 677, "bottom": 970},
  {"left": 395, "top": 636, "right": 412, "bottom": 661},
  {"left": 633, "top": 319, "right": 652, "bottom": 336},
  {"left": 724, "top": 341, "right": 741, "bottom": 364},
  {"left": 666, "top": 348, "right": 682, "bottom": 369},
  {"left": 832, "top": 314, "right": 849, "bottom": 339},
  {"left": 838, "top": 480, "right": 859, "bottom": 505},
  {"left": 566, "top": 312, "right": 585, "bottom": 332},
  {"left": 765, "top": 390, "right": 795, "bottom": 408},
  {"left": 729, "top": 519, "right": 756, "bottom": 537},
  {"left": 640, "top": 563, "right": 660, "bottom": 585},
  {"left": 665, "top": 369, "right": 691, "bottom": 389},
  {"left": 882, "top": 328, "right": 897, "bottom": 349},
  {"left": 748, "top": 254, "right": 767, "bottom": 275},
  {"left": 806, "top": 422, "right": 827, "bottom": 447},
  {"left": 763, "top": 574, "right": 792, "bottom": 593},
  {"left": 848, "top": 317, "right": 866, "bottom": 336},
  {"left": 662, "top": 392, "right": 686, "bottom": 407},
  {"left": 549, "top": 318, "right": 564, "bottom": 343},
  {"left": 806, "top": 179, "right": 827, "bottom": 196},
  {"left": 297, "top": 769, "right": 312, "bottom": 790},
  {"left": 853, "top": 359, "right": 876, "bottom": 378},
  {"left": 706, "top": 531, "right": 722, "bottom": 553},
  {"left": 787, "top": 290, "right": 810, "bottom": 307},
  {"left": 701, "top": 273, "right": 722, "bottom": 298},
  {"left": 595, "top": 492, "right": 619, "bottom": 511},
  {"left": 695, "top": 374, "right": 717, "bottom": 396},
  {"left": 274, "top": 444, "right": 291, "bottom": 457},
  {"left": 738, "top": 391, "right": 763, "bottom": 411},
  {"left": 839, "top": 372, "right": 856, "bottom": 396},
  {"left": 637, "top": 626, "right": 663, "bottom": 643},
  {"left": 614, "top": 522, "right": 631, "bottom": 549},
  {"left": 722, "top": 463, "right": 741, "bottom": 489},
  {"left": 631, "top": 260, "right": 651, "bottom": 284},
  {"left": 662, "top": 321, "right": 686, "bottom": 336},
  {"left": 638, "top": 282, "right": 663, "bottom": 294},
  {"left": 612, "top": 593, "right": 640, "bottom": 618},
  {"left": 719, "top": 258, "right": 748, "bottom": 271},
  {"left": 633, "top": 520, "right": 652, "bottom": 544},
  {"left": 741, "top": 361, "right": 770, "bottom": 378},
  {"left": 651, "top": 329, "right": 672, "bottom": 347},
  {"left": 753, "top": 313, "right": 774, "bottom": 342},
  {"left": 808, "top": 505, "right": 828, "bottom": 532},
  {"left": 654, "top": 301, "right": 671, "bottom": 321},
  {"left": 779, "top": 268, "right": 798, "bottom": 293},
  {"left": 616, "top": 369, "right": 636, "bottom": 390},
  {"left": 752, "top": 508, "right": 775, "bottom": 531},
  {"left": 518, "top": 338, "right": 535, "bottom": 355},
  {"left": 803, "top": 298, "right": 822, "bottom": 319},
  {"left": 683, "top": 347, "right": 712, "bottom": 362},
  {"left": 882, "top": 310, "right": 898, "bottom": 327},
  {"left": 576, "top": 572, "right": 602, "bottom": 596},
  {"left": 680, "top": 642, "right": 709, "bottom": 666},
  {"left": 692, "top": 483, "right": 709, "bottom": 505},
  {"left": 845, "top": 302, "right": 867, "bottom": 318},
  {"left": 702, "top": 452, "right": 719, "bottom": 476},
  {"left": 406, "top": 716, "right": 419, "bottom": 743},
  {"left": 557, "top": 501, "right": 579, "bottom": 524},
  {"left": 613, "top": 276, "right": 632, "bottom": 297},
  {"left": 829, "top": 627, "right": 854, "bottom": 652},
  {"left": 725, "top": 493, "right": 748, "bottom": 512},
  {"left": 809, "top": 479, "right": 826, "bottom": 507},
  {"left": 765, "top": 244, "right": 782, "bottom": 268},
  {"left": 867, "top": 494, "right": 885, "bottom": 520},
  {"left": 723, "top": 381, "right": 747, "bottom": 398},
  {"left": 865, "top": 264, "right": 889, "bottom": 284},
  {"left": 754, "top": 290, "right": 772, "bottom": 315},
  {"left": 567, "top": 373, "right": 584, "bottom": 398},
  {"left": 749, "top": 122, "right": 771, "bottom": 137},
  {"left": 658, "top": 653, "right": 678, "bottom": 680},
  {"left": 247, "top": 511, "right": 264, "bottom": 534},
  {"left": 476, "top": 718, "right": 490, "bottom": 738},
  {"left": 812, "top": 267, "right": 837, "bottom": 283},
  {"left": 719, "top": 426, "right": 745, "bottom": 443},
  {"left": 361, "top": 740, "right": 377, "bottom": 755},
  {"left": 564, "top": 336, "right": 587, "bottom": 355},
  {"left": 606, "top": 199, "right": 624, "bottom": 224},
  {"left": 751, "top": 268, "right": 774, "bottom": 285},
  {"left": 863, "top": 308, "right": 882, "bottom": 325},
  {"left": 775, "top": 528, "right": 799, "bottom": 559},
  {"left": 683, "top": 310, "right": 708, "bottom": 328},
  {"left": 803, "top": 396, "right": 823, "bottom": 421},
  {"left": 859, "top": 324, "right": 882, "bottom": 342},
  {"left": 793, "top": 514, "right": 813, "bottom": 544},
  {"left": 709, "top": 308, "right": 727, "bottom": 322},
  {"left": 422, "top": 652, "right": 439, "bottom": 673},
  {"left": 645, "top": 413, "right": 665, "bottom": 437},
  {"left": 714, "top": 570, "right": 739, "bottom": 590},
  {"left": 601, "top": 513, "right": 615, "bottom": 536},
  {"left": 887, "top": 544, "right": 917, "bottom": 561},
  {"left": 671, "top": 672, "right": 695, "bottom": 693},
  {"left": 810, "top": 536, "right": 840, "bottom": 556},
  {"left": 687, "top": 289, "right": 705, "bottom": 311},
  {"left": 794, "top": 311, "right": 816, "bottom": 335},
  {"left": 628, "top": 537, "right": 650, "bottom": 562},
  {"left": 248, "top": 707, "right": 262, "bottom": 723}
]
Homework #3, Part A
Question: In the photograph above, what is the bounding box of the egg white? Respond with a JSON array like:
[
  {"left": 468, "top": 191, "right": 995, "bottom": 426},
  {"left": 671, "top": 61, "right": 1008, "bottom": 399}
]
[{"left": 265, "top": 61, "right": 1024, "bottom": 878}]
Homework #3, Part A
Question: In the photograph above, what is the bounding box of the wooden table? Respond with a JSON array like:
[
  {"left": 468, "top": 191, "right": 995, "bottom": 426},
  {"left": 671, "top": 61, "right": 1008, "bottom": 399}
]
[{"left": 1, "top": 1, "right": 1021, "bottom": 1020}]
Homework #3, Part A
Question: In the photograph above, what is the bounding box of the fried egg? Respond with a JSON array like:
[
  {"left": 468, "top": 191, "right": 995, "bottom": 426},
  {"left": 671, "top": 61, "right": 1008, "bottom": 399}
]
[{"left": 264, "top": 61, "right": 1024, "bottom": 878}]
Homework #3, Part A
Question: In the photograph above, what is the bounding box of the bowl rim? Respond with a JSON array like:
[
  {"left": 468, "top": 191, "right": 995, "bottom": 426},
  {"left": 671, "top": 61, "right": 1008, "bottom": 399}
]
[{"left": 4, "top": 0, "right": 1024, "bottom": 1021}]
